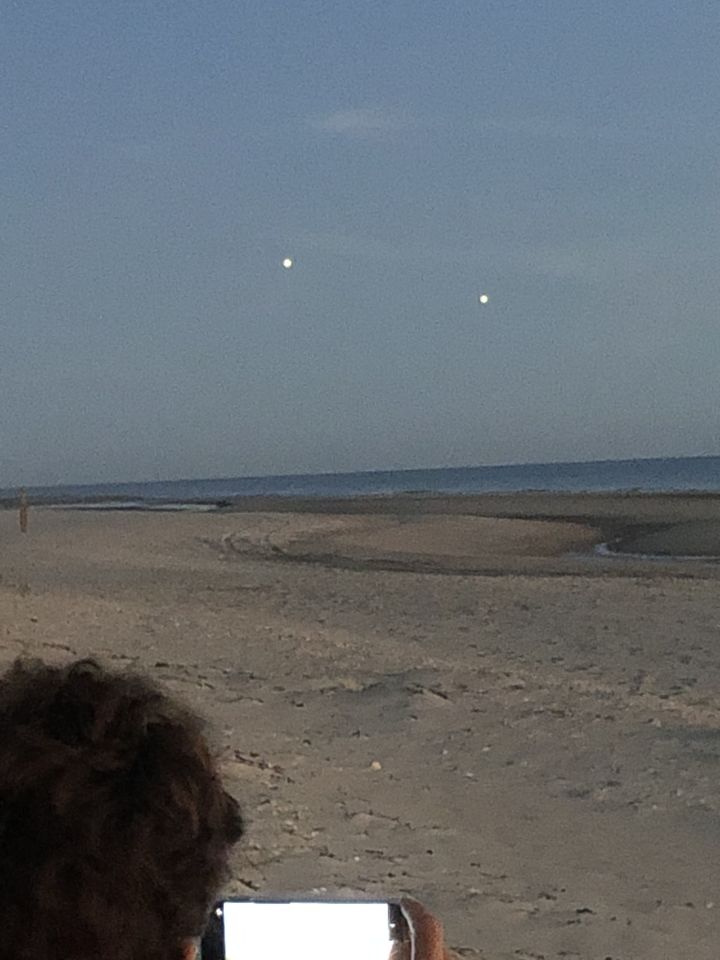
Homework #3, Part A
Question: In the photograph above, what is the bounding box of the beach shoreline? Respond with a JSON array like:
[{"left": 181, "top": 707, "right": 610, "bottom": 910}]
[{"left": 11, "top": 489, "right": 720, "bottom": 568}]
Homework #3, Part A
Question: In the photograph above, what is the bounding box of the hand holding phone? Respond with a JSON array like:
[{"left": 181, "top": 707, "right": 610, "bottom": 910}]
[{"left": 201, "top": 897, "right": 450, "bottom": 960}]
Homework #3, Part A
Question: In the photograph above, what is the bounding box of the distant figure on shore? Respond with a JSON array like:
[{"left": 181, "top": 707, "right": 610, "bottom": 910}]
[{"left": 19, "top": 488, "right": 28, "bottom": 533}]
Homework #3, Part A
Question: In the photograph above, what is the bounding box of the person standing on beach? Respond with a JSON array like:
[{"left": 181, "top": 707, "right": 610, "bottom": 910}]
[
  {"left": 0, "top": 657, "right": 453, "bottom": 960},
  {"left": 19, "top": 488, "right": 28, "bottom": 533}
]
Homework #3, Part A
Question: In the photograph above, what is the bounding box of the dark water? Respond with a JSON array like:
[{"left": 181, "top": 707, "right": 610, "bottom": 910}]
[{"left": 7, "top": 456, "right": 720, "bottom": 505}]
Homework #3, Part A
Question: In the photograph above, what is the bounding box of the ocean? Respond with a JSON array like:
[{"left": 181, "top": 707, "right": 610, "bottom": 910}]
[{"left": 6, "top": 455, "right": 720, "bottom": 506}]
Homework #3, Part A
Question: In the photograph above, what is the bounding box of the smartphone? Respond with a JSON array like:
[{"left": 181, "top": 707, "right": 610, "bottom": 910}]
[{"left": 201, "top": 898, "right": 409, "bottom": 960}]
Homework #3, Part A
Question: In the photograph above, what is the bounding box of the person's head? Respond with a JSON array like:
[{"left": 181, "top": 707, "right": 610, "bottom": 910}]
[{"left": 0, "top": 657, "right": 243, "bottom": 960}]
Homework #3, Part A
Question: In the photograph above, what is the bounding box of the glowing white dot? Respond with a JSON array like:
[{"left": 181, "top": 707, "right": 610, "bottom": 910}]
[
  {"left": 282, "top": 257, "right": 294, "bottom": 269},
  {"left": 479, "top": 293, "right": 489, "bottom": 304}
]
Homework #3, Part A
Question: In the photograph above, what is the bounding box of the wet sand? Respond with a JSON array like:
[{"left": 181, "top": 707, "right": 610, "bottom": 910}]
[
  {"left": 218, "top": 490, "right": 720, "bottom": 576},
  {"left": 3, "top": 494, "right": 720, "bottom": 958}
]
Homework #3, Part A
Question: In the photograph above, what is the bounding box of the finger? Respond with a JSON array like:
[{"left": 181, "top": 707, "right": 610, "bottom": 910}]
[{"left": 398, "top": 898, "right": 445, "bottom": 960}]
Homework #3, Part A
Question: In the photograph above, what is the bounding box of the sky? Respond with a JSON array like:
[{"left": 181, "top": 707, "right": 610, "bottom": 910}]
[{"left": 2, "top": 0, "right": 719, "bottom": 485}]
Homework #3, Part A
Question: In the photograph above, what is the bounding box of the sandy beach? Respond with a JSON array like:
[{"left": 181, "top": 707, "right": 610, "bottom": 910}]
[{"left": 3, "top": 493, "right": 720, "bottom": 959}]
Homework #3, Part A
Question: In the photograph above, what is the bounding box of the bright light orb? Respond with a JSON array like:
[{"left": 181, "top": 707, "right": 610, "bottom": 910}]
[
  {"left": 478, "top": 293, "right": 489, "bottom": 304},
  {"left": 282, "top": 257, "right": 294, "bottom": 269}
]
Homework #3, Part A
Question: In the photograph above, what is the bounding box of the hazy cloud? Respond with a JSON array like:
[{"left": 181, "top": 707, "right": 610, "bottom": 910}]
[{"left": 310, "top": 107, "right": 416, "bottom": 139}]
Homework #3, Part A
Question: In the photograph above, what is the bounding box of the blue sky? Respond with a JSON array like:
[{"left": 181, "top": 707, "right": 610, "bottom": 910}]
[{"left": 2, "top": 0, "right": 719, "bottom": 484}]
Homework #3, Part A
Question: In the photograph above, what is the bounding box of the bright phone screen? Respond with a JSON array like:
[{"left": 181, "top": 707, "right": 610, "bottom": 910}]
[{"left": 221, "top": 901, "right": 397, "bottom": 960}]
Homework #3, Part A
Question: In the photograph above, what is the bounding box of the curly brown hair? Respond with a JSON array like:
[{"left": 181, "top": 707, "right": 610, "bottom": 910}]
[{"left": 0, "top": 658, "right": 243, "bottom": 960}]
